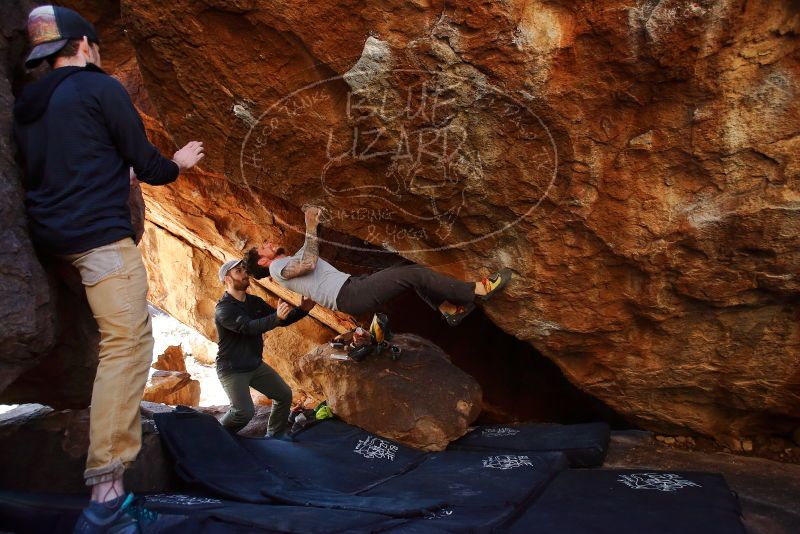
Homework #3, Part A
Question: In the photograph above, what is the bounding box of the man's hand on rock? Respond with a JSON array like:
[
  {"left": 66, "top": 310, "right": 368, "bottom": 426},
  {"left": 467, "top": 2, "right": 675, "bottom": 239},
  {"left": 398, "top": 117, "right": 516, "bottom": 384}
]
[
  {"left": 173, "top": 141, "right": 204, "bottom": 171},
  {"left": 276, "top": 299, "right": 292, "bottom": 320},
  {"left": 299, "top": 296, "right": 316, "bottom": 312}
]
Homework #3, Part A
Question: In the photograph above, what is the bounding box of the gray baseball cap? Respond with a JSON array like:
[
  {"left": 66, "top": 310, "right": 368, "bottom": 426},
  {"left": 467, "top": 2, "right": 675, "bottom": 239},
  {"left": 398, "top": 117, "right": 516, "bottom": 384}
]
[{"left": 218, "top": 259, "right": 243, "bottom": 282}]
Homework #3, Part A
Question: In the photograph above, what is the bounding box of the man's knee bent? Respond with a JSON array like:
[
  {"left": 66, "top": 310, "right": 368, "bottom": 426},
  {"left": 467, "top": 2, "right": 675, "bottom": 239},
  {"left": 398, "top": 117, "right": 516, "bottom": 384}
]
[
  {"left": 273, "top": 384, "right": 292, "bottom": 405},
  {"left": 221, "top": 406, "right": 254, "bottom": 430},
  {"left": 233, "top": 404, "right": 255, "bottom": 421}
]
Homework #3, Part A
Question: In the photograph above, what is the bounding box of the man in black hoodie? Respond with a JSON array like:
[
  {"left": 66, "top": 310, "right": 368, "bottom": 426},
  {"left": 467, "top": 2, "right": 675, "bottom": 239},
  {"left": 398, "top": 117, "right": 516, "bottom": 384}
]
[{"left": 13, "top": 6, "right": 203, "bottom": 532}]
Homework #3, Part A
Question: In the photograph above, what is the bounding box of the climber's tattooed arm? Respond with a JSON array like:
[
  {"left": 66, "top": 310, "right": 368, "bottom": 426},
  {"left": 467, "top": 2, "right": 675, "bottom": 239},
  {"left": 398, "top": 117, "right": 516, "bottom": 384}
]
[{"left": 280, "top": 207, "right": 322, "bottom": 279}]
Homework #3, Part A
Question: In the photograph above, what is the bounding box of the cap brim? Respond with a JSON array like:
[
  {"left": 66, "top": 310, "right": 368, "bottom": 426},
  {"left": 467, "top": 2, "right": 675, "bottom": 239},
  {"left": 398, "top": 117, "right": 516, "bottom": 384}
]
[
  {"left": 219, "top": 260, "right": 244, "bottom": 282},
  {"left": 25, "top": 39, "right": 69, "bottom": 69}
]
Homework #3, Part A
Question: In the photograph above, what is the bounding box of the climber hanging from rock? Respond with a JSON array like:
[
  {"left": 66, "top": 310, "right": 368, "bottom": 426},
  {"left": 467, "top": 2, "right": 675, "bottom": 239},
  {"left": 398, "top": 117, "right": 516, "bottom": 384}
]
[{"left": 243, "top": 206, "right": 512, "bottom": 326}]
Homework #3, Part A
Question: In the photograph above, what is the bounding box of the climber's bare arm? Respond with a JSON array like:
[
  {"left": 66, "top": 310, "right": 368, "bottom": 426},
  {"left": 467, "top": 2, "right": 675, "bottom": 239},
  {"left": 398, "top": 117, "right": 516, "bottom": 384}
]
[{"left": 280, "top": 207, "right": 322, "bottom": 280}]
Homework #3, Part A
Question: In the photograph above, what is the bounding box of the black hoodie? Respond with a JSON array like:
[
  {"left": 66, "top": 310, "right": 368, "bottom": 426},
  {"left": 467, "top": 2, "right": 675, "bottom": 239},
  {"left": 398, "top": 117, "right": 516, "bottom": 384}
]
[
  {"left": 13, "top": 64, "right": 179, "bottom": 255},
  {"left": 215, "top": 292, "right": 308, "bottom": 374}
]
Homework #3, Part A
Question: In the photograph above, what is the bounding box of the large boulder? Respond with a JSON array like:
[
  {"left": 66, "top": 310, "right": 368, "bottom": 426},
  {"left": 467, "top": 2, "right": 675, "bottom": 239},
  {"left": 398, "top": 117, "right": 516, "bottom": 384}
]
[
  {"left": 143, "top": 370, "right": 201, "bottom": 406},
  {"left": 295, "top": 333, "right": 482, "bottom": 450},
  {"left": 141, "top": 220, "right": 223, "bottom": 342}
]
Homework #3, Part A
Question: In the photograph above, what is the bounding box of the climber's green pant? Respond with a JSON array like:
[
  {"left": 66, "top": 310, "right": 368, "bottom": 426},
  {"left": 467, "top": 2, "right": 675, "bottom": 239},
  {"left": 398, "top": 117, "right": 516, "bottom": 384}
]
[{"left": 217, "top": 362, "right": 292, "bottom": 436}]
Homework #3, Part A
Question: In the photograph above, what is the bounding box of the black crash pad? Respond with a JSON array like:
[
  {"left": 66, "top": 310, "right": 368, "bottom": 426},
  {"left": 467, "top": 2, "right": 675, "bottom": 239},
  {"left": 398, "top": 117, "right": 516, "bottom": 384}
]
[
  {"left": 0, "top": 491, "right": 406, "bottom": 534},
  {"left": 142, "top": 493, "right": 406, "bottom": 533},
  {"left": 239, "top": 417, "right": 568, "bottom": 532},
  {"left": 504, "top": 469, "right": 746, "bottom": 534},
  {"left": 152, "top": 408, "right": 443, "bottom": 517},
  {"left": 239, "top": 418, "right": 427, "bottom": 493},
  {"left": 448, "top": 421, "right": 611, "bottom": 467},
  {"left": 0, "top": 411, "right": 745, "bottom": 534}
]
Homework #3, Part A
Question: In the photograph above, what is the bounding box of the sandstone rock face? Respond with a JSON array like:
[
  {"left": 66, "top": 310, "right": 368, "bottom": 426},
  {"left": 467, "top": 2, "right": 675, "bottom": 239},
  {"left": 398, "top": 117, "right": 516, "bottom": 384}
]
[
  {"left": 143, "top": 370, "right": 201, "bottom": 406},
  {"left": 141, "top": 220, "right": 222, "bottom": 342},
  {"left": 0, "top": 0, "right": 53, "bottom": 399},
  {"left": 2, "top": 266, "right": 101, "bottom": 409},
  {"left": 0, "top": 1, "right": 102, "bottom": 409},
  {"left": 37, "top": 0, "right": 798, "bottom": 443},
  {"left": 153, "top": 345, "right": 188, "bottom": 373},
  {"left": 261, "top": 307, "right": 337, "bottom": 396},
  {"left": 296, "top": 334, "right": 482, "bottom": 450}
]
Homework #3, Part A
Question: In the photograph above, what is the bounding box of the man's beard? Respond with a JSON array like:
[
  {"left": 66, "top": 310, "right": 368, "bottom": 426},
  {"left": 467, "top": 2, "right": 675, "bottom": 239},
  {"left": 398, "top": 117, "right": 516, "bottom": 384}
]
[
  {"left": 232, "top": 278, "right": 250, "bottom": 291},
  {"left": 275, "top": 247, "right": 285, "bottom": 256}
]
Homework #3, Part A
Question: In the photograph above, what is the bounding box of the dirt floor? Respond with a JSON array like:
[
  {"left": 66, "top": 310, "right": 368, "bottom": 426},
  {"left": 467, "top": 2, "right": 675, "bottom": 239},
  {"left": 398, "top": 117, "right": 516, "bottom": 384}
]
[
  {"left": 605, "top": 431, "right": 800, "bottom": 534},
  {"left": 643, "top": 431, "right": 800, "bottom": 465}
]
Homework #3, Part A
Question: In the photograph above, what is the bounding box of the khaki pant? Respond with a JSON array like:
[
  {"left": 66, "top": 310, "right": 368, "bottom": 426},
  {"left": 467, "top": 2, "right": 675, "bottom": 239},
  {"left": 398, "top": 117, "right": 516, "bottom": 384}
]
[{"left": 62, "top": 238, "right": 153, "bottom": 486}]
